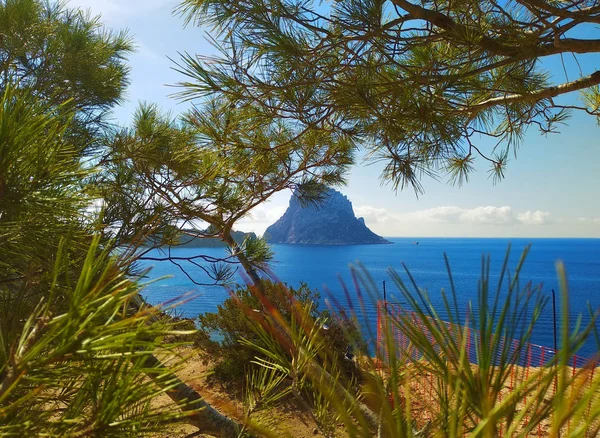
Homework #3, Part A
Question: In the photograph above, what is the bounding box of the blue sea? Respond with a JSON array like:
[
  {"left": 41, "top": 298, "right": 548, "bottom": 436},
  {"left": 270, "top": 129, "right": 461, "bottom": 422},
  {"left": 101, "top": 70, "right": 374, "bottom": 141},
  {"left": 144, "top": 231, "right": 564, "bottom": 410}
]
[{"left": 139, "top": 238, "right": 600, "bottom": 359}]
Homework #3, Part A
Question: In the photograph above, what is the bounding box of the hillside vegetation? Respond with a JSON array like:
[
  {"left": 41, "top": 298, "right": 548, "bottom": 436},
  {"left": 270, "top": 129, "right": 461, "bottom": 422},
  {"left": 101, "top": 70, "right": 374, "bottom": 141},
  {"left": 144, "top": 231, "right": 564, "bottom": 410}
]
[{"left": 2, "top": 0, "right": 600, "bottom": 437}]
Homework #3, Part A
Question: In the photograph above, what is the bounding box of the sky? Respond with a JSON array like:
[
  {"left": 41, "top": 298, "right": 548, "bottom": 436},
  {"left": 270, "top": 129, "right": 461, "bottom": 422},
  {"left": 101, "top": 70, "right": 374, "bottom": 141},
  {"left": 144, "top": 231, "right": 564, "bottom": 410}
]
[{"left": 69, "top": 0, "right": 600, "bottom": 238}]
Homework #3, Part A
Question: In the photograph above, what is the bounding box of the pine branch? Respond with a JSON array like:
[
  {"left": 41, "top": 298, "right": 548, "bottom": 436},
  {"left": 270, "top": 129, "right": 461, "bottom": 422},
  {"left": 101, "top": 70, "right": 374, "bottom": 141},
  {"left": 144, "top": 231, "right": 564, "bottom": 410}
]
[{"left": 469, "top": 70, "right": 600, "bottom": 112}]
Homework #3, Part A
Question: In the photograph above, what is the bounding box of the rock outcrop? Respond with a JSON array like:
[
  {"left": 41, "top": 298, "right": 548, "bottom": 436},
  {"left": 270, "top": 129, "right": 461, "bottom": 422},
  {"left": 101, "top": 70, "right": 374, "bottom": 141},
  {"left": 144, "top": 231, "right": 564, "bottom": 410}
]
[{"left": 264, "top": 188, "right": 392, "bottom": 245}]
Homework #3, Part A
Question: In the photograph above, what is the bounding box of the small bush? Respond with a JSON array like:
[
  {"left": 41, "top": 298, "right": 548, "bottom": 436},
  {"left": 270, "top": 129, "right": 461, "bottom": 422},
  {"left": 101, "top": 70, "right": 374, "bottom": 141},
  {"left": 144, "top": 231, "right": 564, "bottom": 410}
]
[{"left": 196, "top": 279, "right": 358, "bottom": 383}]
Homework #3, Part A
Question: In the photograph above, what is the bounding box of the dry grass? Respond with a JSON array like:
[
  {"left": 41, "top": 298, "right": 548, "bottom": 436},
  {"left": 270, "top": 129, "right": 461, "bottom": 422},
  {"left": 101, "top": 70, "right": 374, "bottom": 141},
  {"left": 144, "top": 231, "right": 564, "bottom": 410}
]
[
  {"left": 151, "top": 346, "right": 340, "bottom": 437},
  {"left": 376, "top": 361, "right": 600, "bottom": 436}
]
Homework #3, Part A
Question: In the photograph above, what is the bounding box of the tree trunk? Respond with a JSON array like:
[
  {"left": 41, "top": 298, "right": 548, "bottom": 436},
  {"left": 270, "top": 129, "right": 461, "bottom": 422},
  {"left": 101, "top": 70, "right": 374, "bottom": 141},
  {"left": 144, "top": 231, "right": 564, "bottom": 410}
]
[
  {"left": 131, "top": 295, "right": 244, "bottom": 437},
  {"left": 220, "top": 227, "right": 381, "bottom": 433},
  {"left": 141, "top": 353, "right": 242, "bottom": 438}
]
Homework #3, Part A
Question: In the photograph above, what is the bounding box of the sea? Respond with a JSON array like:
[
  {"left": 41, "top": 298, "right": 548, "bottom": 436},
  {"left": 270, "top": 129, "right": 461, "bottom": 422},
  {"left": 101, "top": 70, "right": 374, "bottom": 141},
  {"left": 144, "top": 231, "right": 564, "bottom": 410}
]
[{"left": 139, "top": 238, "right": 600, "bottom": 359}]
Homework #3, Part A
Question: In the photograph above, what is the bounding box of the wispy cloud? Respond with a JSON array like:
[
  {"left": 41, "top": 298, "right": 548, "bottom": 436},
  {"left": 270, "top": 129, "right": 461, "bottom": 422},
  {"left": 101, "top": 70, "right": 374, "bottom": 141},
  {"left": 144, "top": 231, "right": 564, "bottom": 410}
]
[
  {"left": 235, "top": 204, "right": 288, "bottom": 235},
  {"left": 577, "top": 217, "right": 600, "bottom": 223},
  {"left": 135, "top": 41, "right": 161, "bottom": 62},
  {"left": 354, "top": 205, "right": 552, "bottom": 226}
]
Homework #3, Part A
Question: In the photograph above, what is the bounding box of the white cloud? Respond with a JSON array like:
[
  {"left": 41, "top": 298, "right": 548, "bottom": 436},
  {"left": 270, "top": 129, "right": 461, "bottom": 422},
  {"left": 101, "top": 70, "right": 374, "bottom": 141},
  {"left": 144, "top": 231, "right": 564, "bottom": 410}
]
[
  {"left": 517, "top": 210, "right": 551, "bottom": 225},
  {"left": 84, "top": 198, "right": 105, "bottom": 216},
  {"left": 410, "top": 206, "right": 515, "bottom": 225},
  {"left": 353, "top": 205, "right": 390, "bottom": 224},
  {"left": 355, "top": 205, "right": 551, "bottom": 227},
  {"left": 247, "top": 204, "right": 287, "bottom": 223},
  {"left": 461, "top": 206, "right": 515, "bottom": 225},
  {"left": 234, "top": 204, "right": 288, "bottom": 235},
  {"left": 409, "top": 206, "right": 464, "bottom": 223},
  {"left": 577, "top": 217, "right": 600, "bottom": 223}
]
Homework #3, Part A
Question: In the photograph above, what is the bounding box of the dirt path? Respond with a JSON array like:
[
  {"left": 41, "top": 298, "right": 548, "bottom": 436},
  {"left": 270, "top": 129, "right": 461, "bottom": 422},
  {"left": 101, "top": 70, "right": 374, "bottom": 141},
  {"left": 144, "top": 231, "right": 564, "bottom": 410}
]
[{"left": 152, "top": 347, "right": 331, "bottom": 437}]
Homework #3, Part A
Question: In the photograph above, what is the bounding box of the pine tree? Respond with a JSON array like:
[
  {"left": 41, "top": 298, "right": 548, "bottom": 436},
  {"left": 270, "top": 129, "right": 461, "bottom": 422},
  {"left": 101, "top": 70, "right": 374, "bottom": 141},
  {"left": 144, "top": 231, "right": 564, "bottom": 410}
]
[
  {"left": 0, "top": 2, "right": 241, "bottom": 436},
  {"left": 176, "top": 0, "right": 600, "bottom": 193},
  {"left": 102, "top": 99, "right": 353, "bottom": 286}
]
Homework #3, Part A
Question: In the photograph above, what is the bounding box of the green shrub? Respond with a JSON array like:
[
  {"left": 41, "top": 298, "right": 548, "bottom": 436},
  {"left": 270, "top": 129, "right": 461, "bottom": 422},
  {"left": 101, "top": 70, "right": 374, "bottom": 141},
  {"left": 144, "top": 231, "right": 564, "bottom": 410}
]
[{"left": 196, "top": 279, "right": 358, "bottom": 383}]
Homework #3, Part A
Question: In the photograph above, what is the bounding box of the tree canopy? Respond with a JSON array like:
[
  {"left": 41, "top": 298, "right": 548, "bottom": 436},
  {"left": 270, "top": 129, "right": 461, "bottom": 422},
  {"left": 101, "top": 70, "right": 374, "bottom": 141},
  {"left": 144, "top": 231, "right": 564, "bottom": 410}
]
[
  {"left": 102, "top": 98, "right": 353, "bottom": 284},
  {"left": 0, "top": 0, "right": 132, "bottom": 152},
  {"left": 0, "top": 2, "right": 240, "bottom": 435},
  {"left": 177, "top": 0, "right": 600, "bottom": 193},
  {"left": 0, "top": 1, "right": 351, "bottom": 435}
]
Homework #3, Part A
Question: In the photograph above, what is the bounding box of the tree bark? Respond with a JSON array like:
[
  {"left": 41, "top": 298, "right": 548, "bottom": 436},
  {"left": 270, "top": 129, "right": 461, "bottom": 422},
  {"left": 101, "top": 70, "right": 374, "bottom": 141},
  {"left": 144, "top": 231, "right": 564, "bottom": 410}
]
[{"left": 390, "top": 0, "right": 522, "bottom": 57}]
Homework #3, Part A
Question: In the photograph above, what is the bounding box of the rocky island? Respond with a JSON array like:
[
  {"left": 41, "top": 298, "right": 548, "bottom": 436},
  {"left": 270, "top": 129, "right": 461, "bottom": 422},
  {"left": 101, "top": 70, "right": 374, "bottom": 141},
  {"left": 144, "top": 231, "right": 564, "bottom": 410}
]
[{"left": 264, "top": 188, "right": 392, "bottom": 245}]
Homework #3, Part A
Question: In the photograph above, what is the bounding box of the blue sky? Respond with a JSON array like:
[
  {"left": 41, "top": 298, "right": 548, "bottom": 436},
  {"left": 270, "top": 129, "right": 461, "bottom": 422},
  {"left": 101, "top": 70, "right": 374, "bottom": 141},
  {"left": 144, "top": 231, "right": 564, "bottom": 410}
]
[{"left": 69, "top": 0, "right": 600, "bottom": 238}]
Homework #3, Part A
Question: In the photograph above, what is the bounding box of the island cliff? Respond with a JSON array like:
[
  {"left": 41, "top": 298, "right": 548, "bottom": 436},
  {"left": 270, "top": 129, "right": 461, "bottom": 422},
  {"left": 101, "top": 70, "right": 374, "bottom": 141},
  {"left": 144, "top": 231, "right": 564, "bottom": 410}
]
[{"left": 264, "top": 188, "right": 392, "bottom": 245}]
